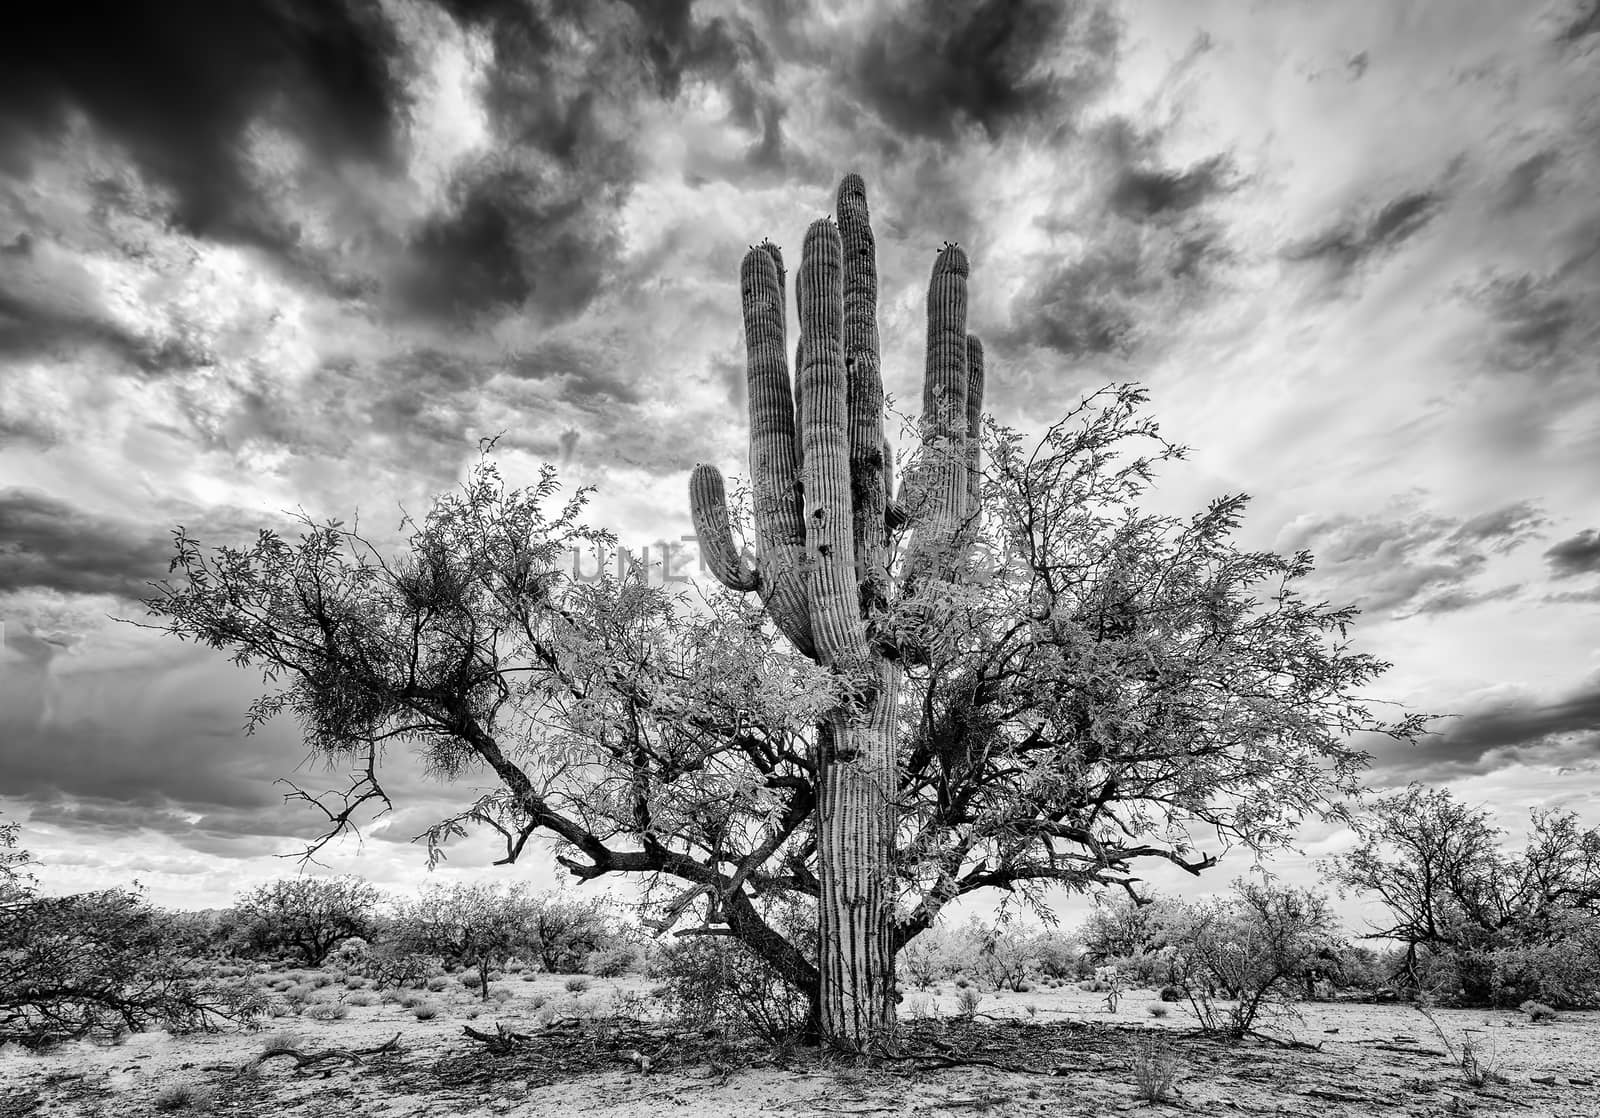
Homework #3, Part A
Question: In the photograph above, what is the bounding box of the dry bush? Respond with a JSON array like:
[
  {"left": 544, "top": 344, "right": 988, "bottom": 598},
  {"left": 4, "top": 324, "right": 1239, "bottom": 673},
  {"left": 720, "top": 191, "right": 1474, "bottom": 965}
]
[
  {"left": 153, "top": 1082, "right": 216, "bottom": 1112},
  {"left": 1130, "top": 1035, "right": 1179, "bottom": 1102},
  {"left": 955, "top": 988, "right": 982, "bottom": 1019}
]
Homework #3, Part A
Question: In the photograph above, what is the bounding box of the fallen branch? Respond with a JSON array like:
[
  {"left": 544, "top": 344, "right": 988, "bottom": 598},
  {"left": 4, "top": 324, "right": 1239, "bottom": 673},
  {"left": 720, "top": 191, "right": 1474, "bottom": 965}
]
[{"left": 244, "top": 1031, "right": 401, "bottom": 1075}]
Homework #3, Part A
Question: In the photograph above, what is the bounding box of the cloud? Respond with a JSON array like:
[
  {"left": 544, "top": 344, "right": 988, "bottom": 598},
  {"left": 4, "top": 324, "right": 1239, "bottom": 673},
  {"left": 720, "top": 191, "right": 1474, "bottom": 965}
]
[
  {"left": 1367, "top": 675, "right": 1600, "bottom": 782},
  {"left": 1544, "top": 529, "right": 1600, "bottom": 577},
  {"left": 0, "top": 488, "right": 176, "bottom": 599},
  {"left": 0, "top": 233, "right": 212, "bottom": 374},
  {"left": 1284, "top": 189, "right": 1444, "bottom": 286},
  {"left": 993, "top": 118, "right": 1239, "bottom": 361},
  {"left": 1276, "top": 500, "right": 1544, "bottom": 617},
  {"left": 841, "top": 0, "right": 1121, "bottom": 144},
  {"left": 0, "top": 0, "right": 404, "bottom": 252}
]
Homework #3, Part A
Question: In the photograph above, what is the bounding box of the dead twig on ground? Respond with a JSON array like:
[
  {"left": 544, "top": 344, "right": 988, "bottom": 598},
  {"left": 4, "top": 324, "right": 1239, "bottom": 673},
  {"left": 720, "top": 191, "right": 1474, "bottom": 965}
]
[{"left": 242, "top": 1031, "right": 402, "bottom": 1075}]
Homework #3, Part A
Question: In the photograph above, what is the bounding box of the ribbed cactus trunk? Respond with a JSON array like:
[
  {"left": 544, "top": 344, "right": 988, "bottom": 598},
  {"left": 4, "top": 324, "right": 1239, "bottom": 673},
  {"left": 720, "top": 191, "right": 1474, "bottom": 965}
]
[{"left": 690, "top": 174, "right": 984, "bottom": 1052}]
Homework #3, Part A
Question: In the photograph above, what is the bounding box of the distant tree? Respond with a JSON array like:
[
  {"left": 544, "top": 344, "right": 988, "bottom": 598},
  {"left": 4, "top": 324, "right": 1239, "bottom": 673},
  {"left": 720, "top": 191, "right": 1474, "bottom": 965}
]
[
  {"left": 1159, "top": 879, "right": 1339, "bottom": 1036},
  {"left": 388, "top": 882, "right": 541, "bottom": 1001},
  {"left": 526, "top": 892, "right": 612, "bottom": 974},
  {"left": 1081, "top": 893, "right": 1174, "bottom": 962},
  {"left": 233, "top": 876, "right": 380, "bottom": 967},
  {"left": 1, "top": 887, "right": 262, "bottom": 1045},
  {"left": 0, "top": 815, "right": 34, "bottom": 899},
  {"left": 1327, "top": 785, "right": 1600, "bottom": 1004}
]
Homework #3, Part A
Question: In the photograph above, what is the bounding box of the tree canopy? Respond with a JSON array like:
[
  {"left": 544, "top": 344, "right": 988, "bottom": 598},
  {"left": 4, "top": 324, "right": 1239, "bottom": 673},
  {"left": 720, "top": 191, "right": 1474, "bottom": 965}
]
[{"left": 135, "top": 389, "right": 1425, "bottom": 1019}]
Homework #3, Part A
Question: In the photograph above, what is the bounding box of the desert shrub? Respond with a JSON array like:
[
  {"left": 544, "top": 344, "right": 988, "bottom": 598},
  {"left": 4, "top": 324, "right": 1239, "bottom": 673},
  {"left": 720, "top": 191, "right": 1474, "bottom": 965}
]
[
  {"left": 260, "top": 1031, "right": 303, "bottom": 1055},
  {"left": 1114, "top": 951, "right": 1172, "bottom": 989},
  {"left": 1, "top": 887, "right": 264, "bottom": 1045},
  {"left": 231, "top": 877, "right": 380, "bottom": 967},
  {"left": 584, "top": 946, "right": 639, "bottom": 978},
  {"left": 955, "top": 987, "right": 982, "bottom": 1019},
  {"left": 346, "top": 991, "right": 378, "bottom": 1007},
  {"left": 1032, "top": 932, "right": 1084, "bottom": 980},
  {"left": 303, "top": 1001, "right": 348, "bottom": 1021},
  {"left": 426, "top": 976, "right": 450, "bottom": 992},
  {"left": 462, "top": 972, "right": 482, "bottom": 989},
  {"left": 1158, "top": 984, "right": 1185, "bottom": 1002},
  {"left": 152, "top": 1083, "right": 216, "bottom": 1112},
  {"left": 898, "top": 928, "right": 960, "bottom": 989},
  {"left": 1130, "top": 1035, "right": 1179, "bottom": 1102},
  {"left": 1519, "top": 999, "right": 1557, "bottom": 1022},
  {"left": 1147, "top": 1002, "right": 1169, "bottom": 1018},
  {"left": 491, "top": 987, "right": 513, "bottom": 1004},
  {"left": 410, "top": 1002, "right": 439, "bottom": 1020},
  {"left": 564, "top": 976, "right": 590, "bottom": 993},
  {"left": 1160, "top": 880, "right": 1339, "bottom": 1037},
  {"left": 648, "top": 935, "right": 810, "bottom": 1043},
  {"left": 1490, "top": 943, "right": 1600, "bottom": 1009},
  {"left": 343, "top": 975, "right": 366, "bottom": 990}
]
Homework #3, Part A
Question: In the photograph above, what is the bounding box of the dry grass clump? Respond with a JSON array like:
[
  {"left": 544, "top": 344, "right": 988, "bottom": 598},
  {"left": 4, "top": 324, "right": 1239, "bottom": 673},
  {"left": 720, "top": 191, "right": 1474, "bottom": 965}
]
[
  {"left": 259, "top": 1031, "right": 302, "bottom": 1055},
  {"left": 410, "top": 1002, "right": 440, "bottom": 1021},
  {"left": 152, "top": 1082, "right": 216, "bottom": 1112},
  {"left": 1130, "top": 1034, "right": 1180, "bottom": 1103},
  {"left": 1147, "top": 1002, "right": 1170, "bottom": 1018},
  {"left": 565, "top": 976, "right": 591, "bottom": 993},
  {"left": 1520, "top": 1000, "right": 1558, "bottom": 1023},
  {"left": 303, "top": 1001, "right": 349, "bottom": 1021},
  {"left": 955, "top": 988, "right": 982, "bottom": 1019}
]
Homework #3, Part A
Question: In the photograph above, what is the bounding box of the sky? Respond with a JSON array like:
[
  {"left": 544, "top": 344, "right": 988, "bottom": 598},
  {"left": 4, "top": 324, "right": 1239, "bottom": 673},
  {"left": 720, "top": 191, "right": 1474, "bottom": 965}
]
[{"left": 1, "top": 0, "right": 1598, "bottom": 933}]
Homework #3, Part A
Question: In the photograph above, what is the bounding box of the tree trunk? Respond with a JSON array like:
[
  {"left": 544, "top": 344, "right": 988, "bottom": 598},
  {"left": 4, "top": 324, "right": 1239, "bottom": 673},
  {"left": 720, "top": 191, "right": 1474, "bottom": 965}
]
[{"left": 815, "top": 664, "right": 900, "bottom": 1050}]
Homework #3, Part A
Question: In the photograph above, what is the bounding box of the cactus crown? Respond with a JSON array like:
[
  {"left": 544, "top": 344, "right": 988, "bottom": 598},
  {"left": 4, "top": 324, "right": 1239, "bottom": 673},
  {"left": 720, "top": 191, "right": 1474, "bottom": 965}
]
[{"left": 690, "top": 174, "right": 985, "bottom": 668}]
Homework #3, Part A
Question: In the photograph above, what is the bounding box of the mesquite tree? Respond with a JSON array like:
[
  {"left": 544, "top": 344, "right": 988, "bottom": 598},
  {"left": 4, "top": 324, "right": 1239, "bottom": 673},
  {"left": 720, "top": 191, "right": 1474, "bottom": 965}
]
[
  {"left": 136, "top": 173, "right": 1425, "bottom": 1054},
  {"left": 689, "top": 173, "right": 982, "bottom": 1046}
]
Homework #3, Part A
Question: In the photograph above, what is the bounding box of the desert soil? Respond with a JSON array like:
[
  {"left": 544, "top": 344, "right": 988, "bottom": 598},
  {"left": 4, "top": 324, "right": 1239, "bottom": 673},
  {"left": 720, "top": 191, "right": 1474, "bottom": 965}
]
[{"left": 1, "top": 972, "right": 1596, "bottom": 1117}]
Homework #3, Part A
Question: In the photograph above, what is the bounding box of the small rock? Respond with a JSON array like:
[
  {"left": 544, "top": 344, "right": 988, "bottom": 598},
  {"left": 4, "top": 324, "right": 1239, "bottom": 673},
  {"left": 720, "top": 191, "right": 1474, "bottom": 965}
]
[
  {"left": 1530, "top": 1076, "right": 1556, "bottom": 1086},
  {"left": 1324, "top": 1028, "right": 1340, "bottom": 1034},
  {"left": 1568, "top": 1077, "right": 1593, "bottom": 1086}
]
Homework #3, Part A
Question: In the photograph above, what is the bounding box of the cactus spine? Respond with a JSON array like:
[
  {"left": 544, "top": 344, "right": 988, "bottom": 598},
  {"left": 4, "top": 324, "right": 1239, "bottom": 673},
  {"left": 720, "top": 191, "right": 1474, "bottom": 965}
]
[{"left": 690, "top": 174, "right": 983, "bottom": 1051}]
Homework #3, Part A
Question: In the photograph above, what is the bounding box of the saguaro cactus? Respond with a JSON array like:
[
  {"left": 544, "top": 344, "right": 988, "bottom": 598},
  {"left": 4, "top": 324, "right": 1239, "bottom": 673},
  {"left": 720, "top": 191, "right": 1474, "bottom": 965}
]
[{"left": 690, "top": 174, "right": 984, "bottom": 1051}]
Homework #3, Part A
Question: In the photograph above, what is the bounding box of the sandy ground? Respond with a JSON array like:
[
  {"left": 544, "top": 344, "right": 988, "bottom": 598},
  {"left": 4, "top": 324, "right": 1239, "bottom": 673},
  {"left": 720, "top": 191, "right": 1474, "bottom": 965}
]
[{"left": 1, "top": 971, "right": 1596, "bottom": 1117}]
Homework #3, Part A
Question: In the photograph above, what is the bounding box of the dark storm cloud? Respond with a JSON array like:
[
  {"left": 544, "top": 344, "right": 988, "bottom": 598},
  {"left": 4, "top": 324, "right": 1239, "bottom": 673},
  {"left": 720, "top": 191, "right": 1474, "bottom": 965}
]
[
  {"left": 506, "top": 338, "right": 639, "bottom": 404},
  {"left": 1448, "top": 685, "right": 1600, "bottom": 756},
  {"left": 1107, "top": 155, "right": 1235, "bottom": 222},
  {"left": 1284, "top": 190, "right": 1444, "bottom": 283},
  {"left": 1371, "top": 681, "right": 1600, "bottom": 779},
  {"left": 1279, "top": 501, "right": 1542, "bottom": 617},
  {"left": 1474, "top": 273, "right": 1581, "bottom": 372},
  {"left": 999, "top": 225, "right": 1229, "bottom": 359},
  {"left": 1496, "top": 151, "right": 1560, "bottom": 213},
  {"left": 843, "top": 0, "right": 1121, "bottom": 143},
  {"left": 0, "top": 0, "right": 403, "bottom": 252},
  {"left": 394, "top": 166, "right": 627, "bottom": 325},
  {"left": 0, "top": 489, "right": 174, "bottom": 599},
  {"left": 385, "top": 1, "right": 784, "bottom": 323},
  {"left": 1557, "top": 1, "right": 1600, "bottom": 45},
  {"left": 993, "top": 116, "right": 1239, "bottom": 360},
  {"left": 1545, "top": 530, "right": 1600, "bottom": 577}
]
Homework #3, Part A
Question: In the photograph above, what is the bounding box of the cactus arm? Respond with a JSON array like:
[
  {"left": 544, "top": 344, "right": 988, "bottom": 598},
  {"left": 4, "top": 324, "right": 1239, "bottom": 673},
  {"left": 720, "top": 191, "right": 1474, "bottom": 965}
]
[
  {"left": 964, "top": 333, "right": 985, "bottom": 516},
  {"left": 689, "top": 465, "right": 760, "bottom": 592},
  {"left": 903, "top": 243, "right": 971, "bottom": 584},
  {"left": 741, "top": 245, "right": 817, "bottom": 656},
  {"left": 796, "top": 218, "right": 868, "bottom": 669},
  {"left": 837, "top": 174, "right": 889, "bottom": 618}
]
